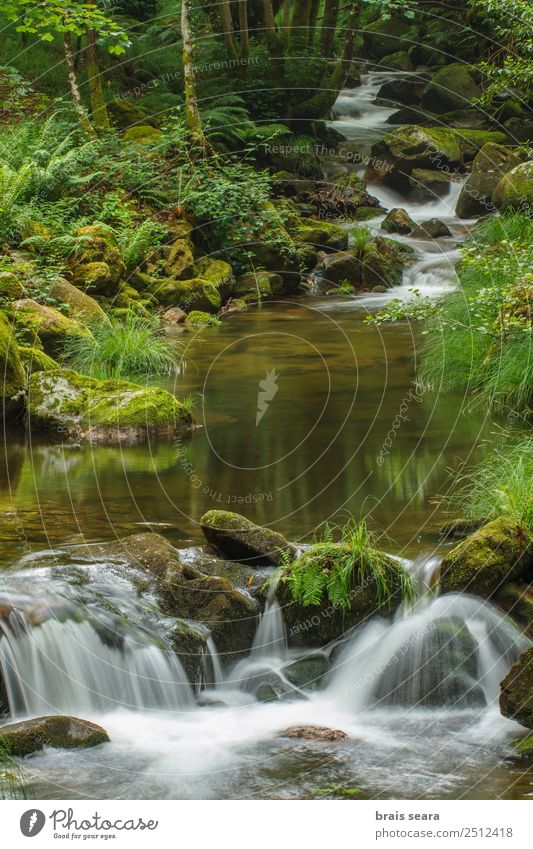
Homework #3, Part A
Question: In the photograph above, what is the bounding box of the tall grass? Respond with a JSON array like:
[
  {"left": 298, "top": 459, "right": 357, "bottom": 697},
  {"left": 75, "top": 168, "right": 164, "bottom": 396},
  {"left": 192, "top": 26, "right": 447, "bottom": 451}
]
[
  {"left": 0, "top": 741, "right": 29, "bottom": 800},
  {"left": 417, "top": 211, "right": 533, "bottom": 414},
  {"left": 62, "top": 312, "right": 182, "bottom": 380},
  {"left": 447, "top": 435, "right": 533, "bottom": 531}
]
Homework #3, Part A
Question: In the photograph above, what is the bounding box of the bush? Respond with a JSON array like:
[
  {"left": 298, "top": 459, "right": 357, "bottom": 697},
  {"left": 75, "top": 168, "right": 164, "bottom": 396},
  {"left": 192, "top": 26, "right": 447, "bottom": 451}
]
[{"left": 62, "top": 311, "right": 181, "bottom": 380}]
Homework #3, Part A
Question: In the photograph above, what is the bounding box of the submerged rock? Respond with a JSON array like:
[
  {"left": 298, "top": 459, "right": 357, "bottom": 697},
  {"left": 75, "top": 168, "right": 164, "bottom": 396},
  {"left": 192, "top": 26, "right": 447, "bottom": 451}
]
[
  {"left": 279, "top": 725, "right": 347, "bottom": 740},
  {"left": 26, "top": 368, "right": 193, "bottom": 443},
  {"left": 283, "top": 654, "right": 329, "bottom": 690},
  {"left": 0, "top": 716, "right": 109, "bottom": 756},
  {"left": 440, "top": 518, "right": 533, "bottom": 598},
  {"left": 500, "top": 647, "right": 533, "bottom": 729},
  {"left": 200, "top": 510, "right": 296, "bottom": 567}
]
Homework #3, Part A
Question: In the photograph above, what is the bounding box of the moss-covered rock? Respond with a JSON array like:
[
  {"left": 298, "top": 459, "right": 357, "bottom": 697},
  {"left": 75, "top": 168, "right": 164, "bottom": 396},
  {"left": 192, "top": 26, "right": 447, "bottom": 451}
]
[
  {"left": 200, "top": 510, "right": 296, "bottom": 567},
  {"left": 456, "top": 143, "right": 522, "bottom": 218},
  {"left": 277, "top": 544, "right": 412, "bottom": 647},
  {"left": 440, "top": 518, "right": 533, "bottom": 597},
  {"left": 362, "top": 16, "right": 420, "bottom": 60},
  {"left": 17, "top": 345, "right": 60, "bottom": 375},
  {"left": 376, "top": 77, "right": 426, "bottom": 108},
  {"left": 70, "top": 225, "right": 126, "bottom": 295},
  {"left": 421, "top": 64, "right": 481, "bottom": 114},
  {"left": 164, "top": 227, "right": 196, "bottom": 279},
  {"left": 317, "top": 251, "right": 361, "bottom": 288},
  {"left": 378, "top": 50, "right": 414, "bottom": 72},
  {"left": 361, "top": 237, "right": 413, "bottom": 288},
  {"left": 408, "top": 167, "right": 457, "bottom": 201},
  {"left": 169, "top": 619, "right": 210, "bottom": 689},
  {"left": 0, "top": 311, "right": 25, "bottom": 418},
  {"left": 492, "top": 161, "right": 533, "bottom": 210},
  {"left": 410, "top": 218, "right": 452, "bottom": 239},
  {"left": 27, "top": 368, "right": 193, "bottom": 443},
  {"left": 0, "top": 271, "right": 25, "bottom": 303},
  {"left": 185, "top": 310, "right": 219, "bottom": 327},
  {"left": 495, "top": 583, "right": 533, "bottom": 635},
  {"left": 511, "top": 733, "right": 533, "bottom": 758},
  {"left": 123, "top": 124, "right": 163, "bottom": 144},
  {"left": 151, "top": 277, "right": 221, "bottom": 312},
  {"left": 196, "top": 258, "right": 235, "bottom": 300},
  {"left": 8, "top": 298, "right": 91, "bottom": 355},
  {"left": 290, "top": 220, "right": 349, "bottom": 253},
  {"left": 107, "top": 98, "right": 156, "bottom": 129},
  {"left": 500, "top": 647, "right": 533, "bottom": 729},
  {"left": 455, "top": 129, "right": 508, "bottom": 162},
  {"left": 235, "top": 271, "right": 283, "bottom": 301},
  {"left": 381, "top": 207, "right": 416, "bottom": 234},
  {"left": 48, "top": 277, "right": 108, "bottom": 324},
  {"left": 0, "top": 716, "right": 109, "bottom": 756},
  {"left": 282, "top": 655, "right": 329, "bottom": 690}
]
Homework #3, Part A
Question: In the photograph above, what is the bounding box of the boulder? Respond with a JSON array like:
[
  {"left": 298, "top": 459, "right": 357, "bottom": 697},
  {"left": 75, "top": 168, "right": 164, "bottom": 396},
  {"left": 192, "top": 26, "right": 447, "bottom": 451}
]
[
  {"left": 0, "top": 271, "right": 25, "bottom": 303},
  {"left": 164, "top": 225, "right": 196, "bottom": 279},
  {"left": 235, "top": 271, "right": 283, "bottom": 301},
  {"left": 377, "top": 51, "right": 414, "bottom": 72},
  {"left": 0, "top": 312, "right": 25, "bottom": 418},
  {"left": 200, "top": 510, "right": 296, "bottom": 567},
  {"left": 70, "top": 225, "right": 126, "bottom": 295},
  {"left": 362, "top": 17, "right": 420, "bottom": 60},
  {"left": 161, "top": 306, "right": 186, "bottom": 326},
  {"left": 277, "top": 543, "right": 412, "bottom": 647},
  {"left": 381, "top": 207, "right": 415, "bottom": 235},
  {"left": 151, "top": 277, "right": 222, "bottom": 312},
  {"left": 48, "top": 278, "right": 107, "bottom": 324},
  {"left": 421, "top": 64, "right": 481, "bottom": 114},
  {"left": 279, "top": 725, "right": 347, "bottom": 740},
  {"left": 456, "top": 143, "right": 522, "bottom": 218},
  {"left": 410, "top": 218, "right": 452, "bottom": 239},
  {"left": 26, "top": 368, "right": 193, "bottom": 443},
  {"left": 499, "top": 647, "right": 533, "bottom": 729},
  {"left": 9, "top": 299, "right": 90, "bottom": 355},
  {"left": 290, "top": 220, "right": 349, "bottom": 253},
  {"left": 283, "top": 655, "right": 329, "bottom": 690},
  {"left": 316, "top": 251, "right": 361, "bottom": 288},
  {"left": 492, "top": 161, "right": 533, "bottom": 210},
  {"left": 376, "top": 77, "right": 426, "bottom": 108},
  {"left": 82, "top": 533, "right": 260, "bottom": 660},
  {"left": 495, "top": 583, "right": 533, "bottom": 635},
  {"left": 361, "top": 237, "right": 413, "bottom": 288},
  {"left": 17, "top": 346, "right": 59, "bottom": 375},
  {"left": 0, "top": 716, "right": 109, "bottom": 756},
  {"left": 440, "top": 518, "right": 533, "bottom": 597},
  {"left": 123, "top": 125, "right": 162, "bottom": 144},
  {"left": 169, "top": 619, "right": 210, "bottom": 689},
  {"left": 408, "top": 168, "right": 457, "bottom": 201}
]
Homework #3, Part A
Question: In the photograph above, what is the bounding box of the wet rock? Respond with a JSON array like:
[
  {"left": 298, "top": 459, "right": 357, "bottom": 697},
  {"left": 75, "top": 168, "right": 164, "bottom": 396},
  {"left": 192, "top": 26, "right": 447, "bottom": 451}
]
[
  {"left": 410, "top": 218, "right": 452, "bottom": 239},
  {"left": 277, "top": 544, "right": 412, "bottom": 647},
  {"left": 500, "top": 647, "right": 533, "bottom": 729},
  {"left": 361, "top": 237, "right": 413, "bottom": 288},
  {"left": 381, "top": 208, "right": 415, "bottom": 235},
  {"left": 440, "top": 518, "right": 533, "bottom": 598},
  {"left": 235, "top": 271, "right": 284, "bottom": 301},
  {"left": 0, "top": 312, "right": 25, "bottom": 419},
  {"left": 408, "top": 168, "right": 457, "bottom": 201},
  {"left": 283, "top": 655, "right": 329, "bottom": 690},
  {"left": 495, "top": 584, "right": 533, "bottom": 636},
  {"left": 511, "top": 733, "right": 533, "bottom": 759},
  {"left": 492, "top": 161, "right": 533, "bottom": 211},
  {"left": 26, "top": 368, "right": 193, "bottom": 443},
  {"left": 377, "top": 51, "right": 414, "bottom": 72},
  {"left": 169, "top": 619, "right": 210, "bottom": 689},
  {"left": 440, "top": 518, "right": 486, "bottom": 540},
  {"left": 376, "top": 77, "right": 425, "bottom": 107},
  {"left": 291, "top": 220, "right": 349, "bottom": 253},
  {"left": 316, "top": 251, "right": 361, "bottom": 288},
  {"left": 279, "top": 725, "right": 347, "bottom": 740},
  {"left": 421, "top": 64, "right": 481, "bottom": 114},
  {"left": 456, "top": 143, "right": 522, "bottom": 218},
  {"left": 161, "top": 306, "right": 187, "bottom": 326},
  {"left": 0, "top": 716, "right": 109, "bottom": 756},
  {"left": 362, "top": 17, "right": 420, "bottom": 61},
  {"left": 200, "top": 510, "right": 296, "bottom": 567}
]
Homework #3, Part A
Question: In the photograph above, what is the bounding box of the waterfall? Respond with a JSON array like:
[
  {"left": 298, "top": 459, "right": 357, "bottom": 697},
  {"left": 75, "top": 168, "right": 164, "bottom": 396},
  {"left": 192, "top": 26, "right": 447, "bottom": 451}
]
[
  {"left": 0, "top": 615, "right": 193, "bottom": 717},
  {"left": 327, "top": 593, "right": 528, "bottom": 713},
  {"left": 250, "top": 593, "right": 287, "bottom": 660}
]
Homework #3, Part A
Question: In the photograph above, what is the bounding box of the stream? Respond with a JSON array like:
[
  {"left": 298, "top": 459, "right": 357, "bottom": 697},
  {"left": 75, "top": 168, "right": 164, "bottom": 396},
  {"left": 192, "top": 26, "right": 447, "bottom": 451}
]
[{"left": 0, "top": 72, "right": 531, "bottom": 800}]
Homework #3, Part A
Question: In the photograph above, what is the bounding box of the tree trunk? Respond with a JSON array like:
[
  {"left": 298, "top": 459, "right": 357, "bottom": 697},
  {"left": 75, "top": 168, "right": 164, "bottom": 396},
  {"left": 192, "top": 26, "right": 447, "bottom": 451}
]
[
  {"left": 87, "top": 29, "right": 111, "bottom": 132},
  {"left": 290, "top": 0, "right": 311, "bottom": 51},
  {"left": 263, "top": 0, "right": 284, "bottom": 82},
  {"left": 307, "top": 0, "right": 321, "bottom": 46},
  {"left": 292, "top": 1, "right": 361, "bottom": 119},
  {"left": 219, "top": 0, "right": 239, "bottom": 61},
  {"left": 319, "top": 0, "right": 340, "bottom": 57},
  {"left": 181, "top": 0, "right": 205, "bottom": 142},
  {"left": 239, "top": 0, "right": 250, "bottom": 74},
  {"left": 63, "top": 32, "right": 96, "bottom": 138}
]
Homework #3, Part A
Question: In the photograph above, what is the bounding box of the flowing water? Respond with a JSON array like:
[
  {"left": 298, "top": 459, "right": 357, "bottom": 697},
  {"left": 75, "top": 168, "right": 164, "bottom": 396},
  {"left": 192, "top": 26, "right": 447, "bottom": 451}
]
[{"left": 0, "top": 74, "right": 531, "bottom": 800}]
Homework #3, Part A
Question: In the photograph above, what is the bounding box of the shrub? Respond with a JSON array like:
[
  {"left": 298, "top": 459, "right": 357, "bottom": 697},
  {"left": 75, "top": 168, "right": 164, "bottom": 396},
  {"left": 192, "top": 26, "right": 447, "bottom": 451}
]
[{"left": 62, "top": 311, "right": 181, "bottom": 380}]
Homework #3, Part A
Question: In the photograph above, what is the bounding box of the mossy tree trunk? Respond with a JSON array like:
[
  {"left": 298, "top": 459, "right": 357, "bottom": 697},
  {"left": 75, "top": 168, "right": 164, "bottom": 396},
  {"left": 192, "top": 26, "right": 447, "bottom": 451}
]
[
  {"left": 307, "top": 0, "right": 320, "bottom": 46},
  {"left": 87, "top": 28, "right": 111, "bottom": 132},
  {"left": 181, "top": 0, "right": 206, "bottom": 144},
  {"left": 63, "top": 32, "right": 96, "bottom": 138},
  {"left": 290, "top": 0, "right": 311, "bottom": 52},
  {"left": 218, "top": 0, "right": 239, "bottom": 61},
  {"left": 263, "top": 0, "right": 284, "bottom": 83},
  {"left": 319, "top": 0, "right": 340, "bottom": 57}
]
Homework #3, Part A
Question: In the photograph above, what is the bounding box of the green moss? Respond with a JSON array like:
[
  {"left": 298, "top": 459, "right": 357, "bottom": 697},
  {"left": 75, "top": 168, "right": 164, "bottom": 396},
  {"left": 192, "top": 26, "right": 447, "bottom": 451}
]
[
  {"left": 27, "top": 368, "right": 193, "bottom": 442},
  {"left": 363, "top": 17, "right": 420, "bottom": 60},
  {"left": 512, "top": 734, "right": 533, "bottom": 757},
  {"left": 18, "top": 345, "right": 59, "bottom": 374},
  {"left": 164, "top": 232, "right": 196, "bottom": 279},
  {"left": 8, "top": 298, "right": 91, "bottom": 355},
  {"left": 500, "top": 648, "right": 533, "bottom": 729},
  {"left": 185, "top": 310, "right": 220, "bottom": 327},
  {"left": 0, "top": 716, "right": 109, "bottom": 756},
  {"left": 200, "top": 509, "right": 296, "bottom": 567},
  {"left": 440, "top": 517, "right": 533, "bottom": 597},
  {"left": 48, "top": 278, "right": 107, "bottom": 324},
  {"left": 421, "top": 64, "right": 480, "bottom": 113},
  {"left": 71, "top": 226, "right": 126, "bottom": 295},
  {"left": 492, "top": 162, "right": 533, "bottom": 210},
  {"left": 378, "top": 51, "right": 414, "bottom": 71},
  {"left": 0, "top": 271, "right": 25, "bottom": 303},
  {"left": 291, "top": 220, "right": 348, "bottom": 252},
  {"left": 123, "top": 124, "right": 163, "bottom": 144},
  {"left": 0, "top": 312, "right": 25, "bottom": 414}
]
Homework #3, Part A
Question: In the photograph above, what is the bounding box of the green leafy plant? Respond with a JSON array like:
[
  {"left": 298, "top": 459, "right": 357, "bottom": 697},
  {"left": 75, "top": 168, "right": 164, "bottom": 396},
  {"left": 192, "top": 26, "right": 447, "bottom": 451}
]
[
  {"left": 62, "top": 311, "right": 182, "bottom": 380},
  {"left": 0, "top": 741, "right": 29, "bottom": 800}
]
